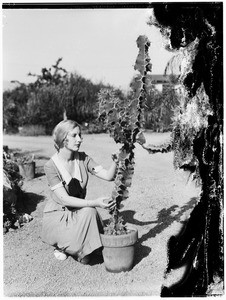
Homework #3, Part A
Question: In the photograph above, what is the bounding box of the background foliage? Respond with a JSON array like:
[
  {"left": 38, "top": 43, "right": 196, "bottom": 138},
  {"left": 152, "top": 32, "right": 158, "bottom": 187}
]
[
  {"left": 3, "top": 58, "right": 179, "bottom": 135},
  {"left": 144, "top": 75, "right": 179, "bottom": 132}
]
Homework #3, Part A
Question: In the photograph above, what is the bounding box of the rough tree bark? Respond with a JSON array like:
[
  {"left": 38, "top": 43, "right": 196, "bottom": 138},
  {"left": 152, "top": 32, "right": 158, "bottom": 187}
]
[{"left": 151, "top": 3, "right": 223, "bottom": 296}]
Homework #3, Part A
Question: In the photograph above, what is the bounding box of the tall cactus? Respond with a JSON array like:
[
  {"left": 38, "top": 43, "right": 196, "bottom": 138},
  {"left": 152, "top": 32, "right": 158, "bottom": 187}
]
[{"left": 98, "top": 35, "right": 152, "bottom": 234}]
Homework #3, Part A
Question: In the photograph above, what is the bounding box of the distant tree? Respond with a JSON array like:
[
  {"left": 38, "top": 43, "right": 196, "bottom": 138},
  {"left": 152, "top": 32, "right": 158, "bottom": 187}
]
[
  {"left": 147, "top": 83, "right": 179, "bottom": 132},
  {"left": 62, "top": 73, "right": 106, "bottom": 123},
  {"left": 26, "top": 85, "right": 63, "bottom": 134},
  {"left": 28, "top": 57, "right": 68, "bottom": 87},
  {"left": 3, "top": 58, "right": 118, "bottom": 134}
]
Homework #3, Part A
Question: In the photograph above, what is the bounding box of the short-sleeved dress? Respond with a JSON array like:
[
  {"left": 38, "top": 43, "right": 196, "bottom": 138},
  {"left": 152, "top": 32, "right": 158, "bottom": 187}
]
[{"left": 41, "top": 151, "right": 104, "bottom": 259}]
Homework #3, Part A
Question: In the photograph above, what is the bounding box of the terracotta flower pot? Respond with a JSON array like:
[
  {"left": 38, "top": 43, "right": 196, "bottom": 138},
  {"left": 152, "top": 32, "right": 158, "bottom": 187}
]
[
  {"left": 100, "top": 226, "right": 138, "bottom": 273},
  {"left": 18, "top": 161, "right": 35, "bottom": 180}
]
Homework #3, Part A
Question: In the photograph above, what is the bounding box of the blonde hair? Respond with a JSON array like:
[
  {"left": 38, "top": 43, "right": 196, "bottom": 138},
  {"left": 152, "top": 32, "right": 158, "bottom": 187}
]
[{"left": 52, "top": 119, "right": 81, "bottom": 152}]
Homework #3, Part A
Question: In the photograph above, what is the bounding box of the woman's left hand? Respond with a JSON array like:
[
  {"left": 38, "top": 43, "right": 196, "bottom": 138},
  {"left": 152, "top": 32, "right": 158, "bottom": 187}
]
[{"left": 97, "top": 197, "right": 116, "bottom": 209}]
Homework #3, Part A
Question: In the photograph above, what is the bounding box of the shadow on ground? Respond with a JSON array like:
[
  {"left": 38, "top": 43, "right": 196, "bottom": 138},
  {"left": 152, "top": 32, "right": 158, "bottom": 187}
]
[
  {"left": 121, "top": 197, "right": 199, "bottom": 266},
  {"left": 36, "top": 157, "right": 50, "bottom": 177},
  {"left": 35, "top": 172, "right": 45, "bottom": 178},
  {"left": 35, "top": 165, "right": 47, "bottom": 178},
  {"left": 17, "top": 192, "right": 45, "bottom": 215}
]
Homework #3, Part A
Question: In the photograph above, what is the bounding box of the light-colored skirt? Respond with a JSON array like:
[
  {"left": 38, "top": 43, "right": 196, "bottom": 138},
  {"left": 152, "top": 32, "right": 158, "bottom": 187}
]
[{"left": 41, "top": 207, "right": 104, "bottom": 258}]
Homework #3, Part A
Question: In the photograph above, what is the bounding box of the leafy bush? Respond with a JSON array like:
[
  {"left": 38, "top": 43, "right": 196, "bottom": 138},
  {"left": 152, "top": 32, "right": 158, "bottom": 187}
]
[
  {"left": 3, "top": 149, "right": 34, "bottom": 233},
  {"left": 26, "top": 84, "right": 64, "bottom": 134},
  {"left": 3, "top": 58, "right": 115, "bottom": 135},
  {"left": 3, "top": 158, "right": 23, "bottom": 189},
  {"left": 3, "top": 153, "right": 24, "bottom": 233},
  {"left": 3, "top": 83, "right": 30, "bottom": 132}
]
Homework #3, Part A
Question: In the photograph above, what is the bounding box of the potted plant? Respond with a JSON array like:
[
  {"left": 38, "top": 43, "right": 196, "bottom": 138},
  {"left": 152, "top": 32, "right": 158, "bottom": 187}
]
[
  {"left": 97, "top": 35, "right": 152, "bottom": 272},
  {"left": 15, "top": 154, "right": 36, "bottom": 180}
]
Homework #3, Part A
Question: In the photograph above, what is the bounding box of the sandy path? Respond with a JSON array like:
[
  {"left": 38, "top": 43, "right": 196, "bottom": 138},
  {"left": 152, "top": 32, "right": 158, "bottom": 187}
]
[{"left": 3, "top": 132, "right": 200, "bottom": 296}]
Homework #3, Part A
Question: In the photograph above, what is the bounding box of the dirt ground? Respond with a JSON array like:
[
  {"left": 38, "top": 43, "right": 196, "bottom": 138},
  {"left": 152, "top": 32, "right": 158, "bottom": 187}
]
[{"left": 3, "top": 132, "right": 201, "bottom": 297}]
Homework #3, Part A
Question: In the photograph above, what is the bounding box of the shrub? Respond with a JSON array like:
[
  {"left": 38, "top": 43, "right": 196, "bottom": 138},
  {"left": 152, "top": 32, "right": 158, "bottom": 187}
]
[{"left": 3, "top": 153, "right": 24, "bottom": 233}]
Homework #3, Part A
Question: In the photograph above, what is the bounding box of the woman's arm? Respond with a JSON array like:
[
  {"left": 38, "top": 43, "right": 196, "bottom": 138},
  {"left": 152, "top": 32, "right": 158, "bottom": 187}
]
[
  {"left": 94, "top": 149, "right": 128, "bottom": 181},
  {"left": 53, "top": 186, "right": 114, "bottom": 209},
  {"left": 94, "top": 161, "right": 117, "bottom": 181}
]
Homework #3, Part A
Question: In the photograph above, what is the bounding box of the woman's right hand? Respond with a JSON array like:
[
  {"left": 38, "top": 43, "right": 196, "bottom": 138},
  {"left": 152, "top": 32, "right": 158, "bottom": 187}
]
[{"left": 95, "top": 197, "right": 115, "bottom": 209}]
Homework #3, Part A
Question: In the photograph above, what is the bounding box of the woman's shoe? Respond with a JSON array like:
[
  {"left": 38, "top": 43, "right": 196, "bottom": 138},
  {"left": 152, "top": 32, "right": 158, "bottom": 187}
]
[
  {"left": 54, "top": 249, "right": 68, "bottom": 261},
  {"left": 77, "top": 255, "right": 90, "bottom": 265}
]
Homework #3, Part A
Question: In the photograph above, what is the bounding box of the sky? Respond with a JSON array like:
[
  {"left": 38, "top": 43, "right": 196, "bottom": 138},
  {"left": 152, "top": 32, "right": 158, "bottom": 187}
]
[{"left": 2, "top": 7, "right": 174, "bottom": 91}]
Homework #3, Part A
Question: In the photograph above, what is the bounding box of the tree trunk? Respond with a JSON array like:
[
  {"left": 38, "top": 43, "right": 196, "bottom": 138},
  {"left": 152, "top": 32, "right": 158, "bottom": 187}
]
[{"left": 161, "top": 118, "right": 223, "bottom": 296}]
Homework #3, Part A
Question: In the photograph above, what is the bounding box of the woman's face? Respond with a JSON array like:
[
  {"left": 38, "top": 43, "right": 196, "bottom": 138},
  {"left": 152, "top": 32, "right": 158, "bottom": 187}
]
[{"left": 64, "top": 126, "right": 83, "bottom": 152}]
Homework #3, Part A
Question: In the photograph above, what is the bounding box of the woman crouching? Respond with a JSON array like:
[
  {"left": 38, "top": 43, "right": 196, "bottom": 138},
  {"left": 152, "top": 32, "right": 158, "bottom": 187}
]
[{"left": 41, "top": 119, "right": 124, "bottom": 264}]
